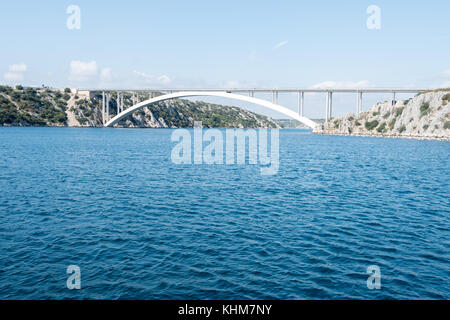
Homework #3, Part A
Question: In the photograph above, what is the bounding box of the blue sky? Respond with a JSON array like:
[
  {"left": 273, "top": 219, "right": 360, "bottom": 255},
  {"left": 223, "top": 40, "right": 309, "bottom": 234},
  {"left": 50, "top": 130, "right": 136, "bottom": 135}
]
[{"left": 1, "top": 0, "right": 449, "bottom": 118}]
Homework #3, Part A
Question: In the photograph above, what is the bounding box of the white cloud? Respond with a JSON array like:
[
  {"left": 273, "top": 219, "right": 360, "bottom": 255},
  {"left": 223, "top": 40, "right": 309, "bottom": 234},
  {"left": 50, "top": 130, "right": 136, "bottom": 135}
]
[
  {"left": 100, "top": 67, "right": 112, "bottom": 81},
  {"left": 69, "top": 60, "right": 98, "bottom": 82},
  {"left": 310, "top": 80, "right": 371, "bottom": 89},
  {"left": 3, "top": 72, "right": 24, "bottom": 81},
  {"left": 9, "top": 63, "right": 27, "bottom": 73},
  {"left": 133, "top": 70, "right": 171, "bottom": 85},
  {"left": 3, "top": 63, "right": 27, "bottom": 82},
  {"left": 273, "top": 40, "right": 288, "bottom": 50},
  {"left": 157, "top": 75, "right": 171, "bottom": 85},
  {"left": 133, "top": 70, "right": 153, "bottom": 79}
]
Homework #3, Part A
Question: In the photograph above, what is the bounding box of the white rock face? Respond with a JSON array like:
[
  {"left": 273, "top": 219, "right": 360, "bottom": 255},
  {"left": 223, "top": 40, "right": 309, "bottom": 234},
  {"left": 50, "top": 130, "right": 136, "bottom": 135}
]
[{"left": 313, "top": 91, "right": 450, "bottom": 140}]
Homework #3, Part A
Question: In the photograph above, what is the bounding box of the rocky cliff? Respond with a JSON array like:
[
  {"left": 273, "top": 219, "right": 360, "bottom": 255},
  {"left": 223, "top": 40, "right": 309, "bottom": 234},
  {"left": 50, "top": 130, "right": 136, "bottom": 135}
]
[
  {"left": 0, "top": 86, "right": 280, "bottom": 129},
  {"left": 313, "top": 90, "right": 450, "bottom": 140}
]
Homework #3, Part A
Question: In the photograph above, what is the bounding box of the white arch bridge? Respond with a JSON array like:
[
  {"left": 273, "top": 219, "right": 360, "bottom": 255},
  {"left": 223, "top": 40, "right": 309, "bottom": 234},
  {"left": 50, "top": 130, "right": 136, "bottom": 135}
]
[{"left": 87, "top": 88, "right": 427, "bottom": 129}]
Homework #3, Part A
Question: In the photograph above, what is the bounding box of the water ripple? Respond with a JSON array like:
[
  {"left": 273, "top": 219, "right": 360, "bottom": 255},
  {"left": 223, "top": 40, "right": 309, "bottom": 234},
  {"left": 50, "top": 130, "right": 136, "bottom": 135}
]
[{"left": 0, "top": 128, "right": 449, "bottom": 299}]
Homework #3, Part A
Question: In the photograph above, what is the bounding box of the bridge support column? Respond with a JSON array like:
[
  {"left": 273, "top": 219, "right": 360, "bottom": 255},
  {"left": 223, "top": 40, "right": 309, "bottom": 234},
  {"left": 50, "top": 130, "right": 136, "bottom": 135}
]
[
  {"left": 105, "top": 93, "right": 110, "bottom": 122},
  {"left": 298, "top": 91, "right": 304, "bottom": 116},
  {"left": 357, "top": 91, "right": 363, "bottom": 114},
  {"left": 392, "top": 92, "right": 396, "bottom": 106},
  {"left": 325, "top": 92, "right": 332, "bottom": 121},
  {"left": 116, "top": 92, "right": 120, "bottom": 115},
  {"left": 272, "top": 91, "right": 278, "bottom": 104},
  {"left": 102, "top": 92, "right": 105, "bottom": 125},
  {"left": 329, "top": 92, "right": 333, "bottom": 119}
]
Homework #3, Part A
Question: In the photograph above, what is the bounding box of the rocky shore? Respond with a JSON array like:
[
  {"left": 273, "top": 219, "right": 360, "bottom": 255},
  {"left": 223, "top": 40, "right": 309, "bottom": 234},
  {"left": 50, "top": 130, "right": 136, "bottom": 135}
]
[{"left": 313, "top": 90, "right": 450, "bottom": 141}]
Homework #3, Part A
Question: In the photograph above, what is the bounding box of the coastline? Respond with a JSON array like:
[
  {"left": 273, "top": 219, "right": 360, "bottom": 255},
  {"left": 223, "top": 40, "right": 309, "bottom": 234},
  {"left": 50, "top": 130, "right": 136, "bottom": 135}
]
[
  {"left": 2, "top": 124, "right": 449, "bottom": 141},
  {"left": 313, "top": 131, "right": 450, "bottom": 141}
]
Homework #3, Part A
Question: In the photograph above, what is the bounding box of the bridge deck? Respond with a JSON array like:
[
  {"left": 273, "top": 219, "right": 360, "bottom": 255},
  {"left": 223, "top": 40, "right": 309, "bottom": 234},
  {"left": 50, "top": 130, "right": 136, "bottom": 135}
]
[{"left": 81, "top": 88, "right": 428, "bottom": 93}]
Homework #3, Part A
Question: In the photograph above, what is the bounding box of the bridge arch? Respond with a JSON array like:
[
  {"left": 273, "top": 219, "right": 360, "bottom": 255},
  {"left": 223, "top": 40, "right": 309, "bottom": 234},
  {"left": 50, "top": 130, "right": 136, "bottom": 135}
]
[{"left": 104, "top": 91, "right": 317, "bottom": 129}]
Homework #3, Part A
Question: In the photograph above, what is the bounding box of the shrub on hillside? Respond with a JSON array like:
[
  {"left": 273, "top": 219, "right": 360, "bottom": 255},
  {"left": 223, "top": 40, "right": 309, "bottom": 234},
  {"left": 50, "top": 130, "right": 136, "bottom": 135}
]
[
  {"left": 365, "top": 120, "right": 379, "bottom": 130},
  {"left": 395, "top": 107, "right": 405, "bottom": 117},
  {"left": 377, "top": 122, "right": 386, "bottom": 133},
  {"left": 420, "top": 102, "right": 430, "bottom": 117}
]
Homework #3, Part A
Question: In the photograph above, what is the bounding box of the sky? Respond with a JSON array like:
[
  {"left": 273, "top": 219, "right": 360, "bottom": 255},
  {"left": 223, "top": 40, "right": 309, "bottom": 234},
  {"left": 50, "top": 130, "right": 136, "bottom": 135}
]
[{"left": 1, "top": 0, "right": 449, "bottom": 118}]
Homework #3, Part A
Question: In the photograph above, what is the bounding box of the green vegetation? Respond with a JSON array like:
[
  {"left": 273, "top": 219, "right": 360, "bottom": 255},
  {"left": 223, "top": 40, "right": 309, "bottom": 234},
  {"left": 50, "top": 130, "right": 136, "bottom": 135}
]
[
  {"left": 444, "top": 121, "right": 450, "bottom": 130},
  {"left": 0, "top": 86, "right": 279, "bottom": 128},
  {"left": 376, "top": 122, "right": 386, "bottom": 133},
  {"left": 365, "top": 120, "right": 379, "bottom": 131},
  {"left": 383, "top": 111, "right": 390, "bottom": 119},
  {"left": 423, "top": 124, "right": 429, "bottom": 130},
  {"left": 77, "top": 117, "right": 88, "bottom": 124},
  {"left": 395, "top": 107, "right": 405, "bottom": 117},
  {"left": 420, "top": 102, "right": 430, "bottom": 117},
  {"left": 442, "top": 94, "right": 450, "bottom": 106},
  {"left": 399, "top": 125, "right": 406, "bottom": 133},
  {"left": 0, "top": 85, "right": 67, "bottom": 126},
  {"left": 389, "top": 118, "right": 396, "bottom": 130}
]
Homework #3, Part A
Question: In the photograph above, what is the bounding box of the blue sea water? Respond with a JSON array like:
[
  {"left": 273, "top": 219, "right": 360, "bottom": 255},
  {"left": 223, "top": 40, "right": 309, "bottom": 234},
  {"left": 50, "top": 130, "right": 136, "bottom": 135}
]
[{"left": 0, "top": 127, "right": 448, "bottom": 300}]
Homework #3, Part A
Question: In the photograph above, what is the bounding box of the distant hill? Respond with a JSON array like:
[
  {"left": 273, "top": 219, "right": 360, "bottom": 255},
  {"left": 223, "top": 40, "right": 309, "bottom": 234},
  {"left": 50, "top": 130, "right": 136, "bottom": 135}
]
[
  {"left": 313, "top": 90, "right": 450, "bottom": 140},
  {"left": 0, "top": 85, "right": 280, "bottom": 129},
  {"left": 275, "top": 118, "right": 324, "bottom": 129}
]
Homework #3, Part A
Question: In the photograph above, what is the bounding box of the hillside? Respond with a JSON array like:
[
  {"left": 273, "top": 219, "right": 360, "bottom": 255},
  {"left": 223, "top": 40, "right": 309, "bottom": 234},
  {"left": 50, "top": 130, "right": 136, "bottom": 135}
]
[
  {"left": 0, "top": 86, "right": 280, "bottom": 129},
  {"left": 275, "top": 118, "right": 324, "bottom": 128},
  {"left": 313, "top": 90, "right": 450, "bottom": 140}
]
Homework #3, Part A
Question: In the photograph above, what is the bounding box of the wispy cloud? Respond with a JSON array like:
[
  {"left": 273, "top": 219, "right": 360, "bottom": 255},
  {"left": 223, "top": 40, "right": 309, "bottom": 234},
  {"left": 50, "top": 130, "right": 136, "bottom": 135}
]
[
  {"left": 157, "top": 75, "right": 171, "bottom": 85},
  {"left": 133, "top": 70, "right": 171, "bottom": 86},
  {"left": 3, "top": 72, "right": 24, "bottom": 82},
  {"left": 68, "top": 60, "right": 115, "bottom": 87},
  {"left": 273, "top": 40, "right": 288, "bottom": 50},
  {"left": 310, "top": 80, "right": 371, "bottom": 89},
  {"left": 9, "top": 63, "right": 27, "bottom": 73},
  {"left": 69, "top": 60, "right": 98, "bottom": 82},
  {"left": 3, "top": 63, "right": 27, "bottom": 83},
  {"left": 100, "top": 68, "right": 112, "bottom": 81}
]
